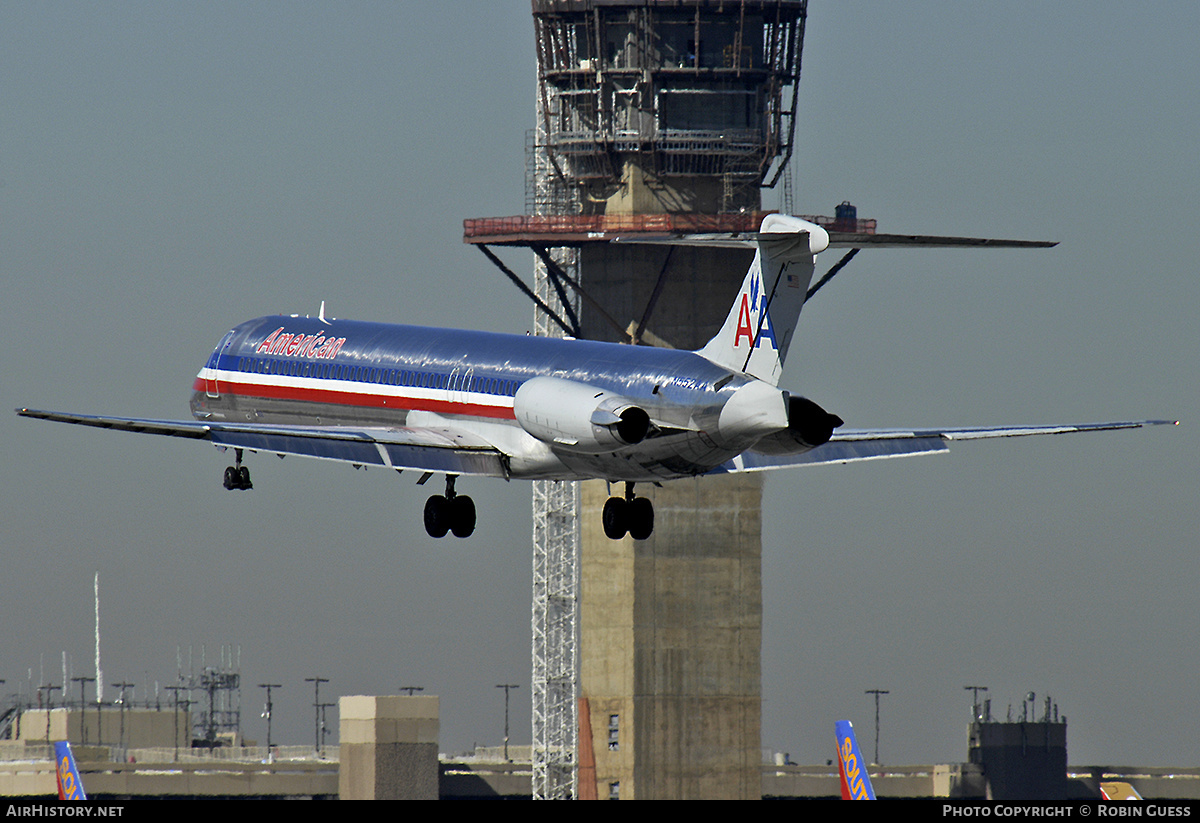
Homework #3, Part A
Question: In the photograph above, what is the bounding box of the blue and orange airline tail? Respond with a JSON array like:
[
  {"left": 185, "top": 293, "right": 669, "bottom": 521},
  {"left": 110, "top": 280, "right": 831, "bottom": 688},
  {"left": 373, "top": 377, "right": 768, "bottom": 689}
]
[
  {"left": 54, "top": 741, "right": 86, "bottom": 801},
  {"left": 835, "top": 720, "right": 876, "bottom": 800}
]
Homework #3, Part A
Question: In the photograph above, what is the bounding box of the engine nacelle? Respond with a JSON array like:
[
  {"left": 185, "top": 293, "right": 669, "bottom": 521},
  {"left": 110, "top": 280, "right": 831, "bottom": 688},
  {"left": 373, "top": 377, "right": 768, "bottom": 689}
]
[
  {"left": 514, "top": 376, "right": 650, "bottom": 454},
  {"left": 752, "top": 395, "right": 844, "bottom": 455}
]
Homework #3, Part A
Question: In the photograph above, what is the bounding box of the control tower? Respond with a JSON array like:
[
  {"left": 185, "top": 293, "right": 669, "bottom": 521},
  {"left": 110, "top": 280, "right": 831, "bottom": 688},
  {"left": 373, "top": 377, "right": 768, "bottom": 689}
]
[
  {"left": 467, "top": 0, "right": 808, "bottom": 799},
  {"left": 535, "top": 0, "right": 803, "bottom": 215}
]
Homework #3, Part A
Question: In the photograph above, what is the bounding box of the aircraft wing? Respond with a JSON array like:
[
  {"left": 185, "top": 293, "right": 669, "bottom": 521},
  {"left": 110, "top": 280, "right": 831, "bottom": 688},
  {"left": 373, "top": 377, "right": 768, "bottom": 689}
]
[
  {"left": 16, "top": 409, "right": 510, "bottom": 478},
  {"left": 713, "top": 419, "right": 1177, "bottom": 473}
]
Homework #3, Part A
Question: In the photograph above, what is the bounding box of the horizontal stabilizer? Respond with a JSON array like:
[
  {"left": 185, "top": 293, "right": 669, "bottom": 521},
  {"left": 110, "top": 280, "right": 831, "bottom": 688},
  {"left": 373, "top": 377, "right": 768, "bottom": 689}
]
[
  {"left": 826, "top": 233, "right": 1056, "bottom": 249},
  {"left": 612, "top": 232, "right": 1056, "bottom": 250}
]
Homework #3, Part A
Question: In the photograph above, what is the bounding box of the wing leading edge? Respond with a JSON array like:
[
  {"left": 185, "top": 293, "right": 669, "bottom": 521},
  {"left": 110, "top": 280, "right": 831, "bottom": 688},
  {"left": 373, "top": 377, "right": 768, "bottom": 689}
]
[
  {"left": 17, "top": 409, "right": 1176, "bottom": 480},
  {"left": 712, "top": 419, "right": 1178, "bottom": 474},
  {"left": 16, "top": 409, "right": 510, "bottom": 478}
]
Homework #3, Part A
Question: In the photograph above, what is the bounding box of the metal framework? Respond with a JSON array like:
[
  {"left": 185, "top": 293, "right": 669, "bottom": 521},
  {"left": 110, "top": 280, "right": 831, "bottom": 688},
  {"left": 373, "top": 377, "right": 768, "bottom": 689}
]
[
  {"left": 532, "top": 0, "right": 807, "bottom": 211},
  {"left": 530, "top": 82, "right": 582, "bottom": 802},
  {"left": 181, "top": 644, "right": 242, "bottom": 748},
  {"left": 530, "top": 477, "right": 580, "bottom": 799}
]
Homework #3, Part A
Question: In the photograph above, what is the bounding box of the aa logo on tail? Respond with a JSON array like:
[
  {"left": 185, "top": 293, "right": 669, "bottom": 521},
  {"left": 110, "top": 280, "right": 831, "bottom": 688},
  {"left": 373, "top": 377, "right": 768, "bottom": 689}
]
[{"left": 732, "top": 272, "right": 778, "bottom": 351}]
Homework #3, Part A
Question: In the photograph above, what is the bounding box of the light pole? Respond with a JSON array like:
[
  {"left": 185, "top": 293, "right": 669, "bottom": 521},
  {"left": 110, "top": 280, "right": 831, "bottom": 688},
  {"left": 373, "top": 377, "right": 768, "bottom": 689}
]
[
  {"left": 305, "top": 677, "right": 329, "bottom": 757},
  {"left": 965, "top": 685, "right": 989, "bottom": 722},
  {"left": 71, "top": 677, "right": 94, "bottom": 745},
  {"left": 39, "top": 683, "right": 60, "bottom": 745},
  {"left": 164, "top": 685, "right": 188, "bottom": 762},
  {"left": 495, "top": 684, "right": 520, "bottom": 762},
  {"left": 865, "top": 688, "right": 889, "bottom": 765},
  {"left": 113, "top": 681, "right": 134, "bottom": 758},
  {"left": 259, "top": 683, "right": 281, "bottom": 762}
]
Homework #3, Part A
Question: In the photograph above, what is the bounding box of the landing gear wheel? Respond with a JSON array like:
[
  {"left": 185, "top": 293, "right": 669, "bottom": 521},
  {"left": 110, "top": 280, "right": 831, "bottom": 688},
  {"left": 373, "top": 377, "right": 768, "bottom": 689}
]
[
  {"left": 602, "top": 497, "right": 628, "bottom": 540},
  {"left": 223, "top": 464, "right": 252, "bottom": 490},
  {"left": 628, "top": 497, "right": 654, "bottom": 541},
  {"left": 450, "top": 495, "right": 476, "bottom": 538},
  {"left": 424, "top": 494, "right": 451, "bottom": 538}
]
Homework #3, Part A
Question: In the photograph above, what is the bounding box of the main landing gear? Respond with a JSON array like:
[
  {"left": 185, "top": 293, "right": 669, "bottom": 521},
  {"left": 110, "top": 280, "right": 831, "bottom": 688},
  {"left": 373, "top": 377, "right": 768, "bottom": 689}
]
[
  {"left": 602, "top": 483, "right": 654, "bottom": 541},
  {"left": 424, "top": 475, "right": 476, "bottom": 539},
  {"left": 222, "top": 449, "right": 252, "bottom": 491}
]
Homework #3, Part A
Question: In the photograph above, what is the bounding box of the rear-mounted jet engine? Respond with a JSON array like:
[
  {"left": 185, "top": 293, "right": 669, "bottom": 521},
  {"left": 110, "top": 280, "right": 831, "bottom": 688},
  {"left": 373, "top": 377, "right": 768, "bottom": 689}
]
[{"left": 513, "top": 376, "right": 650, "bottom": 453}]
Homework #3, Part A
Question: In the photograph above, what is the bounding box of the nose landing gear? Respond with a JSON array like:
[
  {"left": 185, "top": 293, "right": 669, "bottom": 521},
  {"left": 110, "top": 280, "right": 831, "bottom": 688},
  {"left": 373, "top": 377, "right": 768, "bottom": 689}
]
[{"left": 424, "top": 475, "right": 476, "bottom": 538}]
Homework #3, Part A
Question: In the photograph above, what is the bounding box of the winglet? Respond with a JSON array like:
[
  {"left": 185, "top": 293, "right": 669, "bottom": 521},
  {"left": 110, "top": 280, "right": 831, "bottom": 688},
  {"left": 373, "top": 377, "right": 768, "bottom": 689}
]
[
  {"left": 54, "top": 741, "right": 86, "bottom": 801},
  {"left": 835, "top": 720, "right": 875, "bottom": 800}
]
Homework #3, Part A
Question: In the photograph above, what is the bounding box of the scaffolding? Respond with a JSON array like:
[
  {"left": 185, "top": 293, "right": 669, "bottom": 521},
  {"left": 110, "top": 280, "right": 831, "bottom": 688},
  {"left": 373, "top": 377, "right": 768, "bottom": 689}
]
[
  {"left": 530, "top": 78, "right": 582, "bottom": 802},
  {"left": 532, "top": 0, "right": 808, "bottom": 211}
]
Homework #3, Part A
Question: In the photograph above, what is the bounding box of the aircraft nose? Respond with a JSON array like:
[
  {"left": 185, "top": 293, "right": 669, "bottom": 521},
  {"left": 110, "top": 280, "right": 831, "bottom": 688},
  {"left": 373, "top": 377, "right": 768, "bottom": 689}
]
[{"left": 718, "top": 380, "right": 789, "bottom": 442}]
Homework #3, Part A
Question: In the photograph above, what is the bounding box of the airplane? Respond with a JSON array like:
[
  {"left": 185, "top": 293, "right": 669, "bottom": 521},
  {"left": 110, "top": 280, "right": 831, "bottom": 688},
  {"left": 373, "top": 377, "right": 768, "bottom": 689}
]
[
  {"left": 835, "top": 719, "right": 876, "bottom": 800},
  {"left": 17, "top": 214, "right": 1175, "bottom": 540},
  {"left": 54, "top": 740, "right": 87, "bottom": 801}
]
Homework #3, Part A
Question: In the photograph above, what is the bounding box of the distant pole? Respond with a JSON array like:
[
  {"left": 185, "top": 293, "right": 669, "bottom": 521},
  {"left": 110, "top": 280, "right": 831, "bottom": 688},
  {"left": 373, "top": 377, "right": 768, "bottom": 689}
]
[
  {"left": 865, "top": 688, "right": 889, "bottom": 765},
  {"left": 318, "top": 702, "right": 335, "bottom": 755},
  {"left": 964, "top": 685, "right": 989, "bottom": 721},
  {"left": 113, "top": 681, "right": 134, "bottom": 757},
  {"left": 165, "top": 685, "right": 186, "bottom": 762},
  {"left": 496, "top": 684, "right": 520, "bottom": 762},
  {"left": 398, "top": 686, "right": 424, "bottom": 696},
  {"left": 39, "top": 684, "right": 60, "bottom": 744},
  {"left": 71, "top": 676, "right": 95, "bottom": 745},
  {"left": 305, "top": 677, "right": 329, "bottom": 757},
  {"left": 258, "top": 683, "right": 281, "bottom": 758}
]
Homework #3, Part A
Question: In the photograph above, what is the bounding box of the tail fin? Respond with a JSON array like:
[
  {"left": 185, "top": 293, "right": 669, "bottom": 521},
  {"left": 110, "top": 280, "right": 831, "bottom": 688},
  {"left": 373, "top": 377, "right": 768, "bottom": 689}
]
[
  {"left": 54, "top": 741, "right": 86, "bottom": 801},
  {"left": 835, "top": 720, "right": 876, "bottom": 800},
  {"left": 1100, "top": 782, "right": 1143, "bottom": 800},
  {"left": 697, "top": 214, "right": 829, "bottom": 385}
]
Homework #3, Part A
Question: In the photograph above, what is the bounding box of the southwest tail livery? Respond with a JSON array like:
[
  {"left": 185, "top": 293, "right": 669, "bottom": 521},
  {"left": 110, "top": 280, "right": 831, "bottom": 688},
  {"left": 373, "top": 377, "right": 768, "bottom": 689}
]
[
  {"left": 54, "top": 740, "right": 86, "bottom": 801},
  {"left": 17, "top": 214, "right": 1175, "bottom": 540},
  {"left": 835, "top": 720, "right": 875, "bottom": 800}
]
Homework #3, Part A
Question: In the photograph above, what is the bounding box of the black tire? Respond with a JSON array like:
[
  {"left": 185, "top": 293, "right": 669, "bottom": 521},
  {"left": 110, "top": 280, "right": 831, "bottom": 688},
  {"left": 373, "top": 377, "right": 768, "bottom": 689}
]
[
  {"left": 602, "top": 497, "right": 628, "bottom": 540},
  {"left": 223, "top": 466, "right": 238, "bottom": 490},
  {"left": 424, "top": 495, "right": 451, "bottom": 538},
  {"left": 628, "top": 497, "right": 654, "bottom": 541},
  {"left": 450, "top": 495, "right": 476, "bottom": 538},
  {"left": 237, "top": 466, "right": 252, "bottom": 490}
]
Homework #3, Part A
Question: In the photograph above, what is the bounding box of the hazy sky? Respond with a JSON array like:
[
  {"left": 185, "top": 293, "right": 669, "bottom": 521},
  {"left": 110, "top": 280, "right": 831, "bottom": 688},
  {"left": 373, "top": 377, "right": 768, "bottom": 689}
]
[{"left": 2, "top": 2, "right": 1195, "bottom": 768}]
